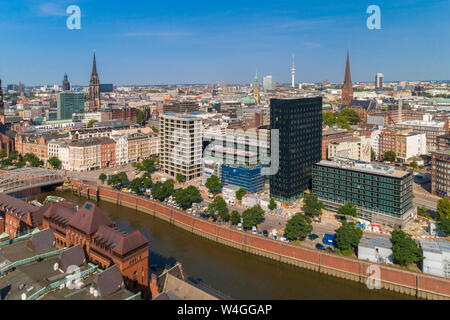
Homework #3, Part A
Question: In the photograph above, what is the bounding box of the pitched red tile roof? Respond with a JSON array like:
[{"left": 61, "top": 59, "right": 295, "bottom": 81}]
[
  {"left": 0, "top": 193, "right": 39, "bottom": 222},
  {"left": 68, "top": 202, "right": 115, "bottom": 235},
  {"left": 112, "top": 230, "right": 148, "bottom": 256},
  {"left": 42, "top": 201, "right": 76, "bottom": 225}
]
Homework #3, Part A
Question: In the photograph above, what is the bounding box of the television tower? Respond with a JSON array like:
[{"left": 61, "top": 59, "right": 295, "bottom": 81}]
[{"left": 291, "top": 54, "right": 296, "bottom": 88}]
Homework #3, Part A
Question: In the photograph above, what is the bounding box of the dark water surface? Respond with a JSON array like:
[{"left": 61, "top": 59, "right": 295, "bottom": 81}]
[{"left": 33, "top": 191, "right": 414, "bottom": 300}]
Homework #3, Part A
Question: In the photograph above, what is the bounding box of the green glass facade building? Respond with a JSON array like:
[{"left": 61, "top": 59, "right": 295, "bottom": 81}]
[
  {"left": 269, "top": 97, "right": 322, "bottom": 203},
  {"left": 312, "top": 160, "right": 413, "bottom": 227},
  {"left": 57, "top": 92, "right": 85, "bottom": 120}
]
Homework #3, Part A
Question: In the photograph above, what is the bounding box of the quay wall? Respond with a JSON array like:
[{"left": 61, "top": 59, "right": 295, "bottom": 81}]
[{"left": 72, "top": 181, "right": 450, "bottom": 300}]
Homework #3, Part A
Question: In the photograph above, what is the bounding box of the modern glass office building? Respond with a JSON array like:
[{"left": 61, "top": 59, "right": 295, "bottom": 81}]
[
  {"left": 57, "top": 92, "right": 85, "bottom": 120},
  {"left": 312, "top": 159, "right": 414, "bottom": 227},
  {"left": 221, "top": 164, "right": 265, "bottom": 193},
  {"left": 269, "top": 97, "right": 322, "bottom": 202}
]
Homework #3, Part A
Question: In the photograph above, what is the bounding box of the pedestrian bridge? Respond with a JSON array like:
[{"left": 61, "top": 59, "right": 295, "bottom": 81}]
[{"left": 0, "top": 168, "right": 64, "bottom": 194}]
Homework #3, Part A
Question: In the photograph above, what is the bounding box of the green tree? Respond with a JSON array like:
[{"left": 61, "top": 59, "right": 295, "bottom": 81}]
[
  {"left": 47, "top": 156, "right": 62, "bottom": 169},
  {"left": 173, "top": 186, "right": 201, "bottom": 209},
  {"left": 335, "top": 222, "right": 362, "bottom": 253},
  {"left": 129, "top": 177, "right": 143, "bottom": 193},
  {"left": 151, "top": 126, "right": 159, "bottom": 133},
  {"left": 24, "top": 153, "right": 42, "bottom": 167},
  {"left": 302, "top": 194, "right": 324, "bottom": 218},
  {"left": 132, "top": 162, "right": 142, "bottom": 170},
  {"left": 438, "top": 218, "right": 450, "bottom": 236},
  {"left": 268, "top": 198, "right": 277, "bottom": 211},
  {"left": 390, "top": 229, "right": 423, "bottom": 266},
  {"left": 230, "top": 210, "right": 241, "bottom": 225},
  {"left": 176, "top": 173, "right": 186, "bottom": 183},
  {"left": 235, "top": 188, "right": 247, "bottom": 201},
  {"left": 323, "top": 111, "right": 336, "bottom": 127},
  {"left": 383, "top": 151, "right": 396, "bottom": 162},
  {"left": 410, "top": 161, "right": 418, "bottom": 169},
  {"left": 137, "top": 109, "right": 146, "bottom": 125},
  {"left": 437, "top": 197, "right": 450, "bottom": 220},
  {"left": 8, "top": 151, "right": 19, "bottom": 161},
  {"left": 118, "top": 172, "right": 129, "bottom": 184},
  {"left": 336, "top": 116, "right": 350, "bottom": 129},
  {"left": 107, "top": 174, "right": 121, "bottom": 186},
  {"left": 87, "top": 119, "right": 98, "bottom": 128},
  {"left": 337, "top": 202, "right": 358, "bottom": 218},
  {"left": 206, "top": 196, "right": 229, "bottom": 221},
  {"left": 0, "top": 149, "right": 7, "bottom": 159},
  {"left": 99, "top": 173, "right": 107, "bottom": 184},
  {"left": 284, "top": 213, "right": 312, "bottom": 241},
  {"left": 151, "top": 179, "right": 174, "bottom": 201},
  {"left": 241, "top": 205, "right": 264, "bottom": 229},
  {"left": 205, "top": 175, "right": 222, "bottom": 193},
  {"left": 141, "top": 159, "right": 155, "bottom": 172},
  {"left": 370, "top": 148, "right": 376, "bottom": 160},
  {"left": 14, "top": 161, "right": 25, "bottom": 168},
  {"left": 141, "top": 173, "right": 153, "bottom": 189},
  {"left": 338, "top": 108, "right": 361, "bottom": 125}
]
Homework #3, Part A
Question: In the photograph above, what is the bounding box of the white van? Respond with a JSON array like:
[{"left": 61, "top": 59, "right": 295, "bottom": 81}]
[
  {"left": 237, "top": 223, "right": 242, "bottom": 231},
  {"left": 252, "top": 226, "right": 257, "bottom": 235}
]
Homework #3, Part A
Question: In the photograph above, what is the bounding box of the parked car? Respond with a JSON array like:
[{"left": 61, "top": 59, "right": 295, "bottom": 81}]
[
  {"left": 315, "top": 243, "right": 326, "bottom": 251},
  {"left": 237, "top": 223, "right": 242, "bottom": 231},
  {"left": 280, "top": 236, "right": 288, "bottom": 242},
  {"left": 308, "top": 233, "right": 319, "bottom": 241},
  {"left": 252, "top": 226, "right": 257, "bottom": 235},
  {"left": 263, "top": 230, "right": 268, "bottom": 237}
]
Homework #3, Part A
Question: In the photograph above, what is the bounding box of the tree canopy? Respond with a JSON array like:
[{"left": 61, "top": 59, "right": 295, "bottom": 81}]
[
  {"left": 338, "top": 108, "right": 361, "bottom": 125},
  {"left": 47, "top": 156, "right": 62, "bottom": 169},
  {"left": 205, "top": 175, "right": 222, "bottom": 193},
  {"left": 0, "top": 149, "right": 7, "bottom": 158},
  {"left": 99, "top": 173, "right": 107, "bottom": 184},
  {"left": 438, "top": 217, "right": 450, "bottom": 236},
  {"left": 284, "top": 213, "right": 312, "bottom": 241},
  {"left": 335, "top": 222, "right": 362, "bottom": 253},
  {"left": 176, "top": 173, "right": 186, "bottom": 183},
  {"left": 383, "top": 151, "right": 396, "bottom": 162},
  {"left": 302, "top": 194, "right": 324, "bottom": 217},
  {"left": 23, "top": 153, "right": 42, "bottom": 167},
  {"left": 230, "top": 210, "right": 241, "bottom": 225},
  {"left": 87, "top": 119, "right": 98, "bottom": 128},
  {"left": 137, "top": 109, "right": 146, "bottom": 125},
  {"left": 323, "top": 111, "right": 336, "bottom": 127},
  {"left": 151, "top": 179, "right": 174, "bottom": 201},
  {"left": 241, "top": 205, "right": 264, "bottom": 229},
  {"left": 390, "top": 229, "right": 423, "bottom": 266},
  {"left": 206, "top": 196, "right": 229, "bottom": 221},
  {"left": 173, "top": 186, "right": 201, "bottom": 209},
  {"left": 437, "top": 197, "right": 450, "bottom": 220},
  {"left": 235, "top": 188, "right": 247, "bottom": 201},
  {"left": 337, "top": 202, "right": 357, "bottom": 218},
  {"left": 129, "top": 174, "right": 153, "bottom": 193},
  {"left": 107, "top": 172, "right": 129, "bottom": 186},
  {"left": 268, "top": 198, "right": 277, "bottom": 211}
]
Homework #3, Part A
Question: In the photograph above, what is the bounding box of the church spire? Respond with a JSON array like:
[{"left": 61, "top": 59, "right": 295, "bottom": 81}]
[
  {"left": 92, "top": 53, "right": 98, "bottom": 75},
  {"left": 341, "top": 50, "right": 354, "bottom": 106},
  {"left": 89, "top": 53, "right": 101, "bottom": 111}
]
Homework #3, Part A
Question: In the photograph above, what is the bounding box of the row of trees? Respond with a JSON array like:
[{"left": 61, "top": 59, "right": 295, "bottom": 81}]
[{"left": 0, "top": 150, "right": 46, "bottom": 168}]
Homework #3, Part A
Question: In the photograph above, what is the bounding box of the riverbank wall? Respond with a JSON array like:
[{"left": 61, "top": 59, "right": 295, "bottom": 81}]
[{"left": 71, "top": 181, "right": 450, "bottom": 300}]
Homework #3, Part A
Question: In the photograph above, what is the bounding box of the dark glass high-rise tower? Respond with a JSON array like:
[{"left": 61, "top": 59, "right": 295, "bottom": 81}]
[{"left": 269, "top": 97, "right": 323, "bottom": 202}]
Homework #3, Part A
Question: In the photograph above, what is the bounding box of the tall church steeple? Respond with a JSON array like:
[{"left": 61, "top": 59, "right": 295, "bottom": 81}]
[
  {"left": 341, "top": 50, "right": 354, "bottom": 106},
  {"left": 89, "top": 53, "right": 101, "bottom": 111}
]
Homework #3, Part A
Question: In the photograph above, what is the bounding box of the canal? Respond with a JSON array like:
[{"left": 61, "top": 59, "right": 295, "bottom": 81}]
[{"left": 34, "top": 191, "right": 414, "bottom": 300}]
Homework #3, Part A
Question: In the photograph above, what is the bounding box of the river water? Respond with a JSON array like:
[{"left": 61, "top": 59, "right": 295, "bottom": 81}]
[{"left": 33, "top": 191, "right": 414, "bottom": 300}]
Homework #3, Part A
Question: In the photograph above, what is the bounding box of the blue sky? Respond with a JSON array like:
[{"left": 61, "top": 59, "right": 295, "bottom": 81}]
[{"left": 0, "top": 0, "right": 449, "bottom": 86}]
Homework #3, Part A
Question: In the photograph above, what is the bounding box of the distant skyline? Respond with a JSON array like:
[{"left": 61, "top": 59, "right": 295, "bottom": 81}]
[{"left": 1, "top": 0, "right": 449, "bottom": 86}]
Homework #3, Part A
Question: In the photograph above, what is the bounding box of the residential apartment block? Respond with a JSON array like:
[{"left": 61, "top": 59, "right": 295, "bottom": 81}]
[
  {"left": 328, "top": 135, "right": 371, "bottom": 162},
  {"left": 160, "top": 113, "right": 202, "bottom": 181},
  {"left": 379, "top": 129, "right": 427, "bottom": 162}
]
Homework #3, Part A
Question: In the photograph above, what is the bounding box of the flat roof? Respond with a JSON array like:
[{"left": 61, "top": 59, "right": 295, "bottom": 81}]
[{"left": 317, "top": 159, "right": 410, "bottom": 178}]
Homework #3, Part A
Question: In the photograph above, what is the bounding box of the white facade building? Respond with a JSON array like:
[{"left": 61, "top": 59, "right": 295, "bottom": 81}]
[
  {"left": 328, "top": 136, "right": 371, "bottom": 162},
  {"left": 111, "top": 134, "right": 129, "bottom": 165}
]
